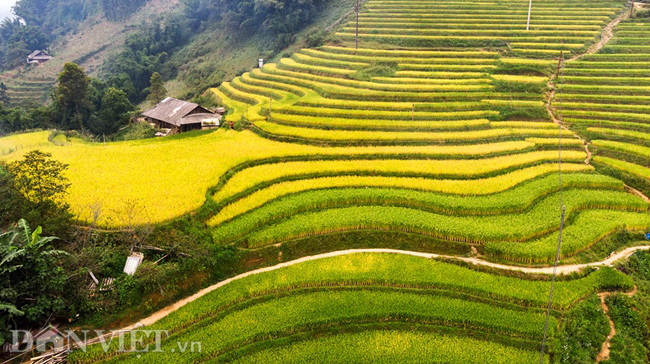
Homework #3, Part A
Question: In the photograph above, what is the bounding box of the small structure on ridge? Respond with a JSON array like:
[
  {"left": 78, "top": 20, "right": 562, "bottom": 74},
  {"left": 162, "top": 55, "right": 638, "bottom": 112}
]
[
  {"left": 27, "top": 50, "right": 53, "bottom": 65},
  {"left": 142, "top": 97, "right": 221, "bottom": 133}
]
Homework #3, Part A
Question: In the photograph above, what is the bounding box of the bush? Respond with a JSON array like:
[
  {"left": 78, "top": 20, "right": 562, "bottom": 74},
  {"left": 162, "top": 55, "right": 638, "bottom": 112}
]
[
  {"left": 305, "top": 30, "right": 326, "bottom": 48},
  {"left": 552, "top": 295, "right": 610, "bottom": 363},
  {"left": 350, "top": 62, "right": 398, "bottom": 81}
]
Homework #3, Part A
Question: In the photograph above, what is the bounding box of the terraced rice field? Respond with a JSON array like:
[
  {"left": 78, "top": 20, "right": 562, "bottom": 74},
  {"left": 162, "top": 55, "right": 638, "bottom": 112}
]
[
  {"left": 1, "top": 1, "right": 644, "bottom": 267},
  {"left": 204, "top": 0, "right": 649, "bottom": 265},
  {"left": 3, "top": 0, "right": 647, "bottom": 362},
  {"left": 337, "top": 0, "right": 621, "bottom": 57},
  {"left": 560, "top": 17, "right": 650, "bottom": 198},
  {"left": 67, "top": 253, "right": 633, "bottom": 363}
]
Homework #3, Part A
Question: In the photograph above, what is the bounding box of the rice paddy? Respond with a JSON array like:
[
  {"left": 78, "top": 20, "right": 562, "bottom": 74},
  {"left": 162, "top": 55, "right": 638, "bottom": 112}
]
[{"left": 4, "top": 1, "right": 649, "bottom": 361}]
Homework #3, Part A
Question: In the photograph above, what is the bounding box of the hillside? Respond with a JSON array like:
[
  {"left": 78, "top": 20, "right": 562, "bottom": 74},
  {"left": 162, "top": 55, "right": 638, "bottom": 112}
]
[
  {"left": 1, "top": 0, "right": 351, "bottom": 107},
  {"left": 1, "top": 0, "right": 181, "bottom": 106},
  {"left": 3, "top": 0, "right": 650, "bottom": 363}
]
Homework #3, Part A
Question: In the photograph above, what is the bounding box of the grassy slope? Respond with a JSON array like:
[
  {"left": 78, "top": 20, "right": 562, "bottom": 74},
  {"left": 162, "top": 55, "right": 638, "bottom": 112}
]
[
  {"left": 68, "top": 252, "right": 633, "bottom": 363},
  {"left": 2, "top": 0, "right": 182, "bottom": 106},
  {"left": 164, "top": 0, "right": 353, "bottom": 98}
]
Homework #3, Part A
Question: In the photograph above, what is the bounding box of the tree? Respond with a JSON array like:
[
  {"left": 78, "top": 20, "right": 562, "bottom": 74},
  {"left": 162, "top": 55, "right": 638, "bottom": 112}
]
[
  {"left": 0, "top": 219, "right": 67, "bottom": 345},
  {"left": 55, "top": 62, "right": 90, "bottom": 130},
  {"left": 147, "top": 72, "right": 167, "bottom": 105},
  {"left": 0, "top": 82, "right": 9, "bottom": 106},
  {"left": 7, "top": 150, "right": 70, "bottom": 206},
  {"left": 95, "top": 87, "right": 134, "bottom": 135},
  {"left": 5, "top": 150, "right": 73, "bottom": 237}
]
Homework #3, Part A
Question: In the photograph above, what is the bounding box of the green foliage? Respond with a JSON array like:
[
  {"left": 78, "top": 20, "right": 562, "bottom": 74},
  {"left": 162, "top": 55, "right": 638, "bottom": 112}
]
[
  {"left": 304, "top": 30, "right": 326, "bottom": 48},
  {"left": 185, "top": 0, "right": 327, "bottom": 49},
  {"left": 101, "top": 0, "right": 147, "bottom": 21},
  {"left": 147, "top": 72, "right": 167, "bottom": 105},
  {"left": 112, "top": 122, "right": 156, "bottom": 141},
  {"left": 1, "top": 64, "right": 135, "bottom": 136},
  {"left": 492, "top": 79, "right": 546, "bottom": 94},
  {"left": 70, "top": 251, "right": 630, "bottom": 363},
  {"left": 7, "top": 150, "right": 70, "bottom": 206},
  {"left": 106, "top": 17, "right": 188, "bottom": 103},
  {"left": 603, "top": 295, "right": 650, "bottom": 363},
  {"left": 3, "top": 150, "right": 73, "bottom": 237},
  {"left": 0, "top": 219, "right": 68, "bottom": 346},
  {"left": 239, "top": 190, "right": 647, "bottom": 250},
  {"left": 94, "top": 87, "right": 135, "bottom": 135},
  {"left": 232, "top": 330, "right": 544, "bottom": 364},
  {"left": 56, "top": 62, "right": 91, "bottom": 130},
  {"left": 350, "top": 62, "right": 398, "bottom": 81},
  {"left": 0, "top": 17, "right": 50, "bottom": 69},
  {"left": 607, "top": 250, "right": 650, "bottom": 364},
  {"left": 212, "top": 174, "right": 624, "bottom": 243},
  {"left": 552, "top": 295, "right": 610, "bottom": 363},
  {"left": 0, "top": 82, "right": 9, "bottom": 106},
  {"left": 190, "top": 91, "right": 220, "bottom": 109}
]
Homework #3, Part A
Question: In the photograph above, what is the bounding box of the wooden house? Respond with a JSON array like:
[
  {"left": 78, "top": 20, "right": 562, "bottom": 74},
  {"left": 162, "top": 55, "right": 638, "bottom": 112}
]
[
  {"left": 142, "top": 97, "right": 221, "bottom": 133},
  {"left": 27, "top": 50, "right": 53, "bottom": 65}
]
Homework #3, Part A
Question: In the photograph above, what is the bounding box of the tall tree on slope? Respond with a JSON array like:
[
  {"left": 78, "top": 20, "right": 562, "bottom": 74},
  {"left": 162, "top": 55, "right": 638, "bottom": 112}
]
[{"left": 147, "top": 72, "right": 167, "bottom": 105}]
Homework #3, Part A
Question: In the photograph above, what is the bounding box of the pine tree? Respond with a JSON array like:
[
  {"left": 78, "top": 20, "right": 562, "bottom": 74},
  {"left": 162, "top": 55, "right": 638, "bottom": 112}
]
[{"left": 147, "top": 72, "right": 167, "bottom": 105}]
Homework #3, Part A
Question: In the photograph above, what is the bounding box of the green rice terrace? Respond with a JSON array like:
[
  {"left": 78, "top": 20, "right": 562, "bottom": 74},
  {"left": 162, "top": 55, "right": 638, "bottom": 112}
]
[{"left": 5, "top": 0, "right": 650, "bottom": 362}]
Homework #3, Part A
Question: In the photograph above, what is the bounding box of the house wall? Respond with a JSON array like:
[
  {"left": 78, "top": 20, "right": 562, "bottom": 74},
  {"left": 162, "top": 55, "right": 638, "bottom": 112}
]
[
  {"left": 181, "top": 123, "right": 202, "bottom": 132},
  {"left": 146, "top": 117, "right": 177, "bottom": 130}
]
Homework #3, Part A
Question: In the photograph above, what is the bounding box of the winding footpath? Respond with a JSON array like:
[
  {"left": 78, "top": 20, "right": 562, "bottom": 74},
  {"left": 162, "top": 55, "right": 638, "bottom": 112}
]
[
  {"left": 596, "top": 285, "right": 638, "bottom": 362},
  {"left": 117, "top": 245, "right": 650, "bottom": 332},
  {"left": 545, "top": 6, "right": 645, "bottom": 361}
]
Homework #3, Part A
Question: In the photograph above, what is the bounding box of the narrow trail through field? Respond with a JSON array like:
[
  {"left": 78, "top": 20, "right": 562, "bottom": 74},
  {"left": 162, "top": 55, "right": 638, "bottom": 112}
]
[
  {"left": 116, "top": 245, "right": 650, "bottom": 332},
  {"left": 568, "top": 4, "right": 632, "bottom": 62},
  {"left": 626, "top": 185, "right": 650, "bottom": 203},
  {"left": 596, "top": 285, "right": 638, "bottom": 362},
  {"left": 545, "top": 82, "right": 591, "bottom": 165},
  {"left": 547, "top": 4, "right": 633, "bottom": 162},
  {"left": 545, "top": 3, "right": 650, "bottom": 203}
]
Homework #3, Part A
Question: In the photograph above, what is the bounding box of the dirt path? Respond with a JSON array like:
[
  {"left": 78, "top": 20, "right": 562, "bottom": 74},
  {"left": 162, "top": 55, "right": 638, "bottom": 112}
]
[
  {"left": 596, "top": 285, "right": 638, "bottom": 362},
  {"left": 116, "top": 246, "right": 650, "bottom": 331},
  {"left": 545, "top": 81, "right": 592, "bottom": 165},
  {"left": 626, "top": 185, "right": 650, "bottom": 203},
  {"left": 546, "top": 4, "right": 634, "bottom": 164},
  {"left": 569, "top": 5, "right": 633, "bottom": 62},
  {"left": 596, "top": 292, "right": 616, "bottom": 362}
]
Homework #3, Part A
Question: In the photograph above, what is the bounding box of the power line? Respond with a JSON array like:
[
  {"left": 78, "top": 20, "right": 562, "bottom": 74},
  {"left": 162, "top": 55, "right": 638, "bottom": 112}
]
[{"left": 539, "top": 51, "right": 566, "bottom": 364}]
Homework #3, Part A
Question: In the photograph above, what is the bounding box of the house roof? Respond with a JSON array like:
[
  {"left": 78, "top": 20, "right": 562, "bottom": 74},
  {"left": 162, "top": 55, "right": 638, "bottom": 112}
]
[
  {"left": 28, "top": 50, "right": 52, "bottom": 60},
  {"left": 142, "top": 97, "right": 214, "bottom": 127},
  {"left": 28, "top": 50, "right": 43, "bottom": 58},
  {"left": 31, "top": 55, "right": 53, "bottom": 60}
]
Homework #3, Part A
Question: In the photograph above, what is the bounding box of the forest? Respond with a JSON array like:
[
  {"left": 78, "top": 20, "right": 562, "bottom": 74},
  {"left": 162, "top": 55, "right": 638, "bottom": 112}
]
[{"left": 0, "top": 0, "right": 149, "bottom": 71}]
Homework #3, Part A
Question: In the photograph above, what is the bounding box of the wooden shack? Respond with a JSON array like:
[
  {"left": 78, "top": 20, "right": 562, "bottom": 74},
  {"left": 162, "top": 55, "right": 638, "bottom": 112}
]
[{"left": 142, "top": 97, "right": 221, "bottom": 133}]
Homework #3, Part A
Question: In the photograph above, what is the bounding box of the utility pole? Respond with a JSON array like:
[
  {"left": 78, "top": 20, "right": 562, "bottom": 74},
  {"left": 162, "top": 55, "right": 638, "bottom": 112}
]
[
  {"left": 526, "top": 0, "right": 533, "bottom": 31},
  {"left": 539, "top": 52, "right": 565, "bottom": 364},
  {"left": 355, "top": 0, "right": 360, "bottom": 49}
]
